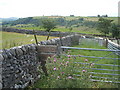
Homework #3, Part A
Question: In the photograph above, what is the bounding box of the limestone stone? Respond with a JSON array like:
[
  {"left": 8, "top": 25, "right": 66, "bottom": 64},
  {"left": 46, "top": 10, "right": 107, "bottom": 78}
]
[
  {"left": 29, "top": 44, "right": 36, "bottom": 52},
  {"left": 2, "top": 52, "right": 8, "bottom": 59},
  {"left": 14, "top": 84, "right": 20, "bottom": 88},
  {"left": 0, "top": 83, "right": 2, "bottom": 89},
  {"left": 15, "top": 48, "right": 23, "bottom": 56},
  {"left": 6, "top": 51, "right": 13, "bottom": 59},
  {"left": 23, "top": 45, "right": 29, "bottom": 52},
  {"left": 9, "top": 48, "right": 16, "bottom": 56},
  {"left": 0, "top": 54, "right": 4, "bottom": 61},
  {"left": 21, "top": 46, "right": 27, "bottom": 53}
]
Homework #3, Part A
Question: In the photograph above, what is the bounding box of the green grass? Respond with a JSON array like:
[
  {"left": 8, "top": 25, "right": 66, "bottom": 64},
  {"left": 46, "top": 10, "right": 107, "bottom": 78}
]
[
  {"left": 12, "top": 26, "right": 42, "bottom": 31},
  {"left": 31, "top": 55, "right": 95, "bottom": 88},
  {"left": 0, "top": 31, "right": 57, "bottom": 49},
  {"left": 30, "top": 52, "right": 119, "bottom": 88},
  {"left": 30, "top": 38, "right": 119, "bottom": 88},
  {"left": 53, "top": 26, "right": 100, "bottom": 34},
  {"left": 12, "top": 26, "right": 101, "bottom": 35},
  {"left": 11, "top": 16, "right": 118, "bottom": 35},
  {"left": 68, "top": 39, "right": 119, "bottom": 79},
  {"left": 32, "top": 16, "right": 118, "bottom": 23}
]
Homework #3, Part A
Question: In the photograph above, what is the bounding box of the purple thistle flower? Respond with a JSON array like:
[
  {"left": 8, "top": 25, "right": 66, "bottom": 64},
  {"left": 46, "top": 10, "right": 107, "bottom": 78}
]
[
  {"left": 68, "top": 76, "right": 72, "bottom": 79},
  {"left": 84, "top": 59, "right": 88, "bottom": 62},
  {"left": 66, "top": 61, "right": 69, "bottom": 64},
  {"left": 53, "top": 67, "right": 57, "bottom": 70},
  {"left": 82, "top": 70, "right": 86, "bottom": 72},
  {"left": 53, "top": 58, "right": 57, "bottom": 62},
  {"left": 67, "top": 55, "right": 71, "bottom": 58},
  {"left": 61, "top": 72, "right": 64, "bottom": 74}
]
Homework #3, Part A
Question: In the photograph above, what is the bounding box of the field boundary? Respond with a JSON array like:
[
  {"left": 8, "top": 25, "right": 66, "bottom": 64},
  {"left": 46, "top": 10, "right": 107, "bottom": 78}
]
[
  {"left": 0, "top": 34, "right": 80, "bottom": 89},
  {"left": 61, "top": 46, "right": 120, "bottom": 83},
  {"left": 107, "top": 39, "right": 120, "bottom": 56},
  {"left": 2, "top": 27, "right": 70, "bottom": 37}
]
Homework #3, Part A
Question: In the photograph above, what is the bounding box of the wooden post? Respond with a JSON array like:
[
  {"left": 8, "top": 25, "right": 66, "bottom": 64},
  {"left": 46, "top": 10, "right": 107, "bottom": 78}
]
[
  {"left": 33, "top": 30, "right": 48, "bottom": 76},
  {"left": 33, "top": 30, "right": 38, "bottom": 45}
]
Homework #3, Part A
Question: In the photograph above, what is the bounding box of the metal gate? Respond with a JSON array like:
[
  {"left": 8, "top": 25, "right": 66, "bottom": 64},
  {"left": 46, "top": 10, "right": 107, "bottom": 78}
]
[{"left": 60, "top": 46, "right": 120, "bottom": 84}]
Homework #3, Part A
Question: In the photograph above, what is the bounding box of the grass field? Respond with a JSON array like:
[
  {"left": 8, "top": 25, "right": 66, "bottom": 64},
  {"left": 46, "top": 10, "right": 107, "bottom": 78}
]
[
  {"left": 12, "top": 26, "right": 101, "bottom": 35},
  {"left": 0, "top": 31, "right": 57, "bottom": 49},
  {"left": 33, "top": 16, "right": 118, "bottom": 22},
  {"left": 10, "top": 16, "right": 118, "bottom": 35},
  {"left": 70, "top": 40, "right": 119, "bottom": 74}
]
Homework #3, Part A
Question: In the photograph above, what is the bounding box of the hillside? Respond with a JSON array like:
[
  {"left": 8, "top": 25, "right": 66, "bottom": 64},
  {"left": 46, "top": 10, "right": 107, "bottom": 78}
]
[{"left": 2, "top": 16, "right": 118, "bottom": 35}]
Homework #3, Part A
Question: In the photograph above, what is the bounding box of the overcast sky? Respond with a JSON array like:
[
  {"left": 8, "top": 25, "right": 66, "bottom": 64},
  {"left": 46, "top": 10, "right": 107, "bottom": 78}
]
[{"left": 0, "top": 0, "right": 120, "bottom": 18}]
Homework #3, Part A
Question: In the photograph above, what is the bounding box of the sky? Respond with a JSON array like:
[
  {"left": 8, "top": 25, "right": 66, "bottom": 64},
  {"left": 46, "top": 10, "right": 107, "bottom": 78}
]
[{"left": 0, "top": 0, "right": 120, "bottom": 18}]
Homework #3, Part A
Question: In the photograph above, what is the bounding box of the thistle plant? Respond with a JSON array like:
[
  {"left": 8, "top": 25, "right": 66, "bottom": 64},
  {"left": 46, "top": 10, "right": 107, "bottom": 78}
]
[
  {"left": 32, "top": 50, "right": 119, "bottom": 88},
  {"left": 34, "top": 50, "right": 93, "bottom": 88}
]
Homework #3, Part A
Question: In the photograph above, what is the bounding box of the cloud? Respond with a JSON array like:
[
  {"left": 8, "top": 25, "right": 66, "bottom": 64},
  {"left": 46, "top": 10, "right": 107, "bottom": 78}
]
[{"left": 0, "top": 0, "right": 119, "bottom": 18}]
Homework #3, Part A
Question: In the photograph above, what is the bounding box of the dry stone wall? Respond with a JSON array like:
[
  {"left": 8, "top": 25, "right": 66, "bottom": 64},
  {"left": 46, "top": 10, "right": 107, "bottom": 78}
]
[
  {"left": 39, "top": 34, "right": 80, "bottom": 46},
  {"left": 0, "top": 34, "right": 80, "bottom": 89},
  {"left": 1, "top": 44, "right": 39, "bottom": 88},
  {"left": 2, "top": 28, "right": 71, "bottom": 37}
]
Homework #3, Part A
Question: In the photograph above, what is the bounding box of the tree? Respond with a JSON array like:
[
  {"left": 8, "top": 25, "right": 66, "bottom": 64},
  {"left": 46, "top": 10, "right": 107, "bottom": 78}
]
[
  {"left": 111, "top": 24, "right": 120, "bottom": 44},
  {"left": 105, "top": 14, "right": 108, "bottom": 17},
  {"left": 41, "top": 18, "right": 56, "bottom": 40},
  {"left": 97, "top": 18, "right": 113, "bottom": 36},
  {"left": 97, "top": 15, "right": 100, "bottom": 17},
  {"left": 97, "top": 18, "right": 113, "bottom": 47}
]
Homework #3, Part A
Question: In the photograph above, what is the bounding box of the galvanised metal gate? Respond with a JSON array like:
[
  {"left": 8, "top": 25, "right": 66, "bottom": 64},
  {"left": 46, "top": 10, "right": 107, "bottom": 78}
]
[{"left": 61, "top": 46, "right": 120, "bottom": 84}]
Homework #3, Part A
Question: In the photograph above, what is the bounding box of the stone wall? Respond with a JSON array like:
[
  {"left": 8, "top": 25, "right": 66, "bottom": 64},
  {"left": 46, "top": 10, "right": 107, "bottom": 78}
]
[
  {"left": 2, "top": 28, "right": 71, "bottom": 37},
  {"left": 1, "top": 44, "right": 39, "bottom": 88},
  {"left": 0, "top": 34, "right": 80, "bottom": 89},
  {"left": 39, "top": 34, "right": 80, "bottom": 46}
]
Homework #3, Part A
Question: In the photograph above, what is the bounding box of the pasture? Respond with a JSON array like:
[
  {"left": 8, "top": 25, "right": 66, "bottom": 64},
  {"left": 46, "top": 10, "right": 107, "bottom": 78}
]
[
  {"left": 10, "top": 16, "right": 118, "bottom": 35},
  {"left": 12, "top": 26, "right": 101, "bottom": 35},
  {"left": 0, "top": 31, "right": 57, "bottom": 49}
]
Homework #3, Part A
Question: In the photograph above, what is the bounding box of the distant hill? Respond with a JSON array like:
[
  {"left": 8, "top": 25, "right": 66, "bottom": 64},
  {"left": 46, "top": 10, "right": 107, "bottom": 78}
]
[
  {"left": 2, "top": 16, "right": 117, "bottom": 28},
  {"left": 0, "top": 17, "right": 18, "bottom": 22},
  {"left": 1, "top": 16, "right": 86, "bottom": 27}
]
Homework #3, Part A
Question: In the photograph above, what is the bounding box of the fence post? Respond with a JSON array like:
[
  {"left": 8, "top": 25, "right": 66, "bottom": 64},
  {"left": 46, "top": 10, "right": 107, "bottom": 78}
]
[
  {"left": 56, "top": 44, "right": 62, "bottom": 57},
  {"left": 105, "top": 38, "right": 108, "bottom": 48}
]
